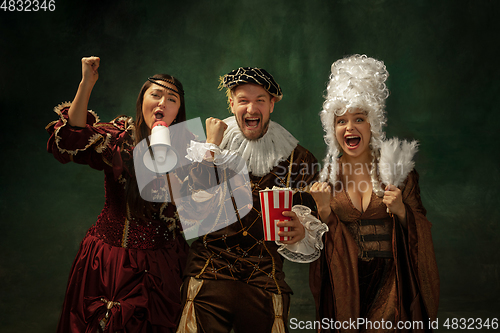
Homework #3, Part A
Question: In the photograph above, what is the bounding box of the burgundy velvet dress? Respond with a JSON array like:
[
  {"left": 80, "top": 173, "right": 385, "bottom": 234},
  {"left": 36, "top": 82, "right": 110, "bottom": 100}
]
[{"left": 46, "top": 103, "right": 189, "bottom": 332}]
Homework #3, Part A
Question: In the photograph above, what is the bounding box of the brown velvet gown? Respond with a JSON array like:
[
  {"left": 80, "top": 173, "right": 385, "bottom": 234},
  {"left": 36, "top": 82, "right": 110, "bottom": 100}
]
[{"left": 310, "top": 170, "right": 439, "bottom": 332}]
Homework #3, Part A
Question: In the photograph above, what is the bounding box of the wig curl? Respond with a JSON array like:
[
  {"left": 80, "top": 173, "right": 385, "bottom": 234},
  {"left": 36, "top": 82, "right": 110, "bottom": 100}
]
[{"left": 319, "top": 54, "right": 389, "bottom": 196}]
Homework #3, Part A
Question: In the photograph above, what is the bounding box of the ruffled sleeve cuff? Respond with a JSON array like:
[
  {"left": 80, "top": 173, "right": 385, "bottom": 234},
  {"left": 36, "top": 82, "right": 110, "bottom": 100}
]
[
  {"left": 185, "top": 141, "right": 220, "bottom": 162},
  {"left": 185, "top": 141, "right": 244, "bottom": 170},
  {"left": 46, "top": 103, "right": 134, "bottom": 179},
  {"left": 46, "top": 102, "right": 110, "bottom": 157},
  {"left": 276, "top": 205, "right": 329, "bottom": 263}
]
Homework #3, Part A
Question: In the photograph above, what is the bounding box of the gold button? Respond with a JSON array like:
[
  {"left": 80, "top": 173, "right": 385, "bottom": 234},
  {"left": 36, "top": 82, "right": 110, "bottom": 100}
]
[{"left": 243, "top": 231, "right": 248, "bottom": 236}]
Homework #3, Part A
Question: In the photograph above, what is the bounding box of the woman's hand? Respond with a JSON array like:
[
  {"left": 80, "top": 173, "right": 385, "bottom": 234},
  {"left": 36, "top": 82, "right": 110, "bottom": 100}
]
[
  {"left": 277, "top": 211, "right": 305, "bottom": 244},
  {"left": 81, "top": 56, "right": 100, "bottom": 88},
  {"left": 383, "top": 184, "right": 407, "bottom": 224},
  {"left": 310, "top": 182, "right": 332, "bottom": 222}
]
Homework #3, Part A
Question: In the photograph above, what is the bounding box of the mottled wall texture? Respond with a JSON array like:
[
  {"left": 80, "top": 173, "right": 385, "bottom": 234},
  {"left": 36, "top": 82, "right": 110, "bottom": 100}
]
[{"left": 1, "top": 0, "right": 499, "bottom": 331}]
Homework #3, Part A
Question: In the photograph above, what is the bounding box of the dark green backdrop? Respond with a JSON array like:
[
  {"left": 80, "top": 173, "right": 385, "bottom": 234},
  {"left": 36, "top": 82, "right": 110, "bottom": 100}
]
[{"left": 1, "top": 0, "right": 499, "bottom": 332}]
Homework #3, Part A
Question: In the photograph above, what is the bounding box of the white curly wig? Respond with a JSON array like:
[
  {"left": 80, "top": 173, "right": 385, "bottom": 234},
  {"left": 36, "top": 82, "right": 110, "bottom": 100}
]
[{"left": 319, "top": 54, "right": 389, "bottom": 196}]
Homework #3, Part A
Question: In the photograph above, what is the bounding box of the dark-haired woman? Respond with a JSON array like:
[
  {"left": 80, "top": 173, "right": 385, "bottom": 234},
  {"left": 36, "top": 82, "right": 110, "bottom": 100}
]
[{"left": 47, "top": 57, "right": 190, "bottom": 332}]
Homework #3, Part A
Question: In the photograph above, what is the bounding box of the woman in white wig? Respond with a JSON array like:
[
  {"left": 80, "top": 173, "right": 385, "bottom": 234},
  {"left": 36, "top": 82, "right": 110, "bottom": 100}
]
[{"left": 309, "top": 54, "right": 439, "bottom": 332}]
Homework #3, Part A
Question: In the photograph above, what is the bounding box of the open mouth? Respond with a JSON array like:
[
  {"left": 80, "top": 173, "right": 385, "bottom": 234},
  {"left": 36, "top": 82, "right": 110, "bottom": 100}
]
[
  {"left": 345, "top": 135, "right": 361, "bottom": 149},
  {"left": 154, "top": 111, "right": 165, "bottom": 120},
  {"left": 244, "top": 117, "right": 260, "bottom": 129}
]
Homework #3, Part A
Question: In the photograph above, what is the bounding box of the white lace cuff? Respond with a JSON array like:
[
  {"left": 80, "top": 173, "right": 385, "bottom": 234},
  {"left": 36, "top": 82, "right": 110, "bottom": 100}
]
[
  {"left": 185, "top": 141, "right": 234, "bottom": 164},
  {"left": 185, "top": 141, "right": 219, "bottom": 162},
  {"left": 185, "top": 141, "right": 247, "bottom": 172},
  {"left": 276, "top": 205, "right": 329, "bottom": 263}
]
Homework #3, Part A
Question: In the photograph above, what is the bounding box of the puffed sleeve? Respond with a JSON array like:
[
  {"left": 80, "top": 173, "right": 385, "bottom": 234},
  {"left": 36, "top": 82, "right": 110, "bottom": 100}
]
[{"left": 46, "top": 102, "right": 135, "bottom": 179}]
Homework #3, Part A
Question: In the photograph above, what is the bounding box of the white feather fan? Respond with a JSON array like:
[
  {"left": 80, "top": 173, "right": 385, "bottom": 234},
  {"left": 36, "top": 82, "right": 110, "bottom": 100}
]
[{"left": 379, "top": 138, "right": 419, "bottom": 188}]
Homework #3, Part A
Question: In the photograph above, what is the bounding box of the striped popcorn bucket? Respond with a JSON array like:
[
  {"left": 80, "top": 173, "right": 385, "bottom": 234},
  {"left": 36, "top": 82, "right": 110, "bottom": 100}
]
[{"left": 259, "top": 188, "right": 293, "bottom": 241}]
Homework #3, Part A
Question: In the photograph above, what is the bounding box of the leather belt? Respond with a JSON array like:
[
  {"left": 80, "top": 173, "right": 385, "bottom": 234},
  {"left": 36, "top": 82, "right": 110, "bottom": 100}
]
[
  {"left": 361, "top": 250, "right": 393, "bottom": 259},
  {"left": 359, "top": 218, "right": 392, "bottom": 226},
  {"left": 359, "top": 234, "right": 391, "bottom": 242}
]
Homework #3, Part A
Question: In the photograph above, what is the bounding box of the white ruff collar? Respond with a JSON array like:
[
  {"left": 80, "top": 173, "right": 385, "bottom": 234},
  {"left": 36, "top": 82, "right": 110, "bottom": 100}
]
[{"left": 220, "top": 116, "right": 298, "bottom": 177}]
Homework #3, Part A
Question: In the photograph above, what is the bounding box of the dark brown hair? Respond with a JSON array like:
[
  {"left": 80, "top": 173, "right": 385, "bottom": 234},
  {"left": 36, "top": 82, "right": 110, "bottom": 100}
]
[
  {"left": 126, "top": 74, "right": 186, "bottom": 220},
  {"left": 134, "top": 74, "right": 186, "bottom": 146}
]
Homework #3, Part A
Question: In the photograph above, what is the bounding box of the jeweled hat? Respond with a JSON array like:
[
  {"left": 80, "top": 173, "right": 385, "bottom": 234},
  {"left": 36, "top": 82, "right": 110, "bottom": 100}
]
[{"left": 221, "top": 67, "right": 283, "bottom": 101}]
